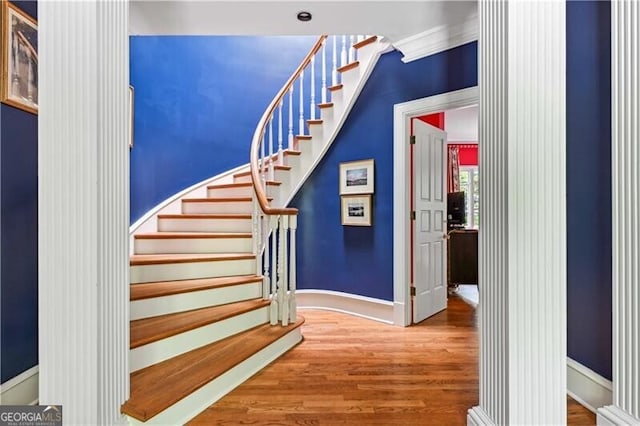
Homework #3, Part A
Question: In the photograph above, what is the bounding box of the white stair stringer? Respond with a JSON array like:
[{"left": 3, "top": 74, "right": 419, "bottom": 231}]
[
  {"left": 130, "top": 280, "right": 262, "bottom": 320},
  {"left": 125, "top": 327, "right": 303, "bottom": 426},
  {"left": 275, "top": 38, "right": 390, "bottom": 209},
  {"left": 130, "top": 306, "right": 269, "bottom": 372}
]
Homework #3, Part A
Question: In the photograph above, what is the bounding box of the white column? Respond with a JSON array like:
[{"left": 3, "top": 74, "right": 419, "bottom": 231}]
[
  {"left": 468, "top": 1, "right": 566, "bottom": 424},
  {"left": 598, "top": 1, "right": 640, "bottom": 424},
  {"left": 39, "top": 1, "right": 129, "bottom": 425}
]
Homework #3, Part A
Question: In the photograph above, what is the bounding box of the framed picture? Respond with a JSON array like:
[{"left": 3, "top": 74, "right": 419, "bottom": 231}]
[
  {"left": 1, "top": 1, "right": 38, "bottom": 114},
  {"left": 341, "top": 194, "right": 372, "bottom": 226},
  {"left": 339, "top": 159, "right": 374, "bottom": 195}
]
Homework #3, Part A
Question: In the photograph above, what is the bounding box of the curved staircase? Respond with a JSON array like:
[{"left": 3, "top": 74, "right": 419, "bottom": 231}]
[{"left": 122, "top": 34, "right": 388, "bottom": 425}]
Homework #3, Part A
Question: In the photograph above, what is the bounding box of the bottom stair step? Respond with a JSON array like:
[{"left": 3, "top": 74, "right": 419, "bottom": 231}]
[{"left": 122, "top": 317, "right": 305, "bottom": 424}]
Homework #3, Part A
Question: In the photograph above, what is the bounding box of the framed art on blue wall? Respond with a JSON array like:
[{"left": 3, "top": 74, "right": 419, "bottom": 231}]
[
  {"left": 341, "top": 194, "right": 373, "bottom": 226},
  {"left": 1, "top": 1, "right": 38, "bottom": 114},
  {"left": 339, "top": 159, "right": 374, "bottom": 195}
]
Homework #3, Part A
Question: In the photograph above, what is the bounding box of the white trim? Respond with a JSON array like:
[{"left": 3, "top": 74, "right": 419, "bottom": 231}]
[
  {"left": 393, "top": 16, "right": 478, "bottom": 64},
  {"left": 393, "top": 86, "right": 479, "bottom": 327},
  {"left": 0, "top": 366, "right": 39, "bottom": 405},
  {"left": 467, "top": 406, "right": 496, "bottom": 426},
  {"left": 296, "top": 290, "right": 394, "bottom": 325},
  {"left": 597, "top": 406, "right": 640, "bottom": 426},
  {"left": 567, "top": 358, "right": 613, "bottom": 413}
]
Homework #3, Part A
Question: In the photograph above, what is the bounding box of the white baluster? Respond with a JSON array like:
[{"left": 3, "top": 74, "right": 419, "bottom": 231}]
[
  {"left": 263, "top": 214, "right": 270, "bottom": 301},
  {"left": 321, "top": 39, "right": 327, "bottom": 104},
  {"left": 348, "top": 35, "right": 355, "bottom": 63},
  {"left": 288, "top": 86, "right": 294, "bottom": 149},
  {"left": 289, "top": 215, "right": 297, "bottom": 322},
  {"left": 310, "top": 56, "right": 316, "bottom": 120},
  {"left": 278, "top": 101, "right": 283, "bottom": 163},
  {"left": 268, "top": 116, "right": 274, "bottom": 182},
  {"left": 279, "top": 215, "right": 289, "bottom": 326},
  {"left": 298, "top": 70, "right": 304, "bottom": 136},
  {"left": 332, "top": 36, "right": 338, "bottom": 87},
  {"left": 269, "top": 216, "right": 278, "bottom": 325},
  {"left": 260, "top": 130, "right": 266, "bottom": 183},
  {"left": 341, "top": 35, "right": 347, "bottom": 67}
]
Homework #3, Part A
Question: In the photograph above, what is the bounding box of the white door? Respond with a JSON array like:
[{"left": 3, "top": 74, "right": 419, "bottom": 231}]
[{"left": 412, "top": 120, "right": 448, "bottom": 323}]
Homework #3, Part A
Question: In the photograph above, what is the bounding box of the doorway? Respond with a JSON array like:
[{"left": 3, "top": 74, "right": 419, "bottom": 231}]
[{"left": 392, "top": 86, "right": 478, "bottom": 327}]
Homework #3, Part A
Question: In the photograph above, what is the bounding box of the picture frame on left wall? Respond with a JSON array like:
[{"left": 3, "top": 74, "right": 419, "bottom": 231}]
[{"left": 1, "top": 1, "right": 37, "bottom": 114}]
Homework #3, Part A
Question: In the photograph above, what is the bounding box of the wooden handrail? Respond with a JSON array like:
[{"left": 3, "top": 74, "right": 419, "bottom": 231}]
[{"left": 250, "top": 35, "right": 328, "bottom": 216}]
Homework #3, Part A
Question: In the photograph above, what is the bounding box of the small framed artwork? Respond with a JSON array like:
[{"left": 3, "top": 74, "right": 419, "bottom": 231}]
[
  {"left": 339, "top": 159, "right": 374, "bottom": 195},
  {"left": 1, "top": 1, "right": 38, "bottom": 114},
  {"left": 341, "top": 194, "right": 373, "bottom": 226}
]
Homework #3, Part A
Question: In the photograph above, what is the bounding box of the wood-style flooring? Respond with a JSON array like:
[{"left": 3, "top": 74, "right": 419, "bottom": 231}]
[{"left": 190, "top": 295, "right": 596, "bottom": 425}]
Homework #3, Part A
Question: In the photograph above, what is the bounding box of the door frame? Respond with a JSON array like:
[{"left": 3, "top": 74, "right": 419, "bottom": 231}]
[{"left": 392, "top": 86, "right": 478, "bottom": 326}]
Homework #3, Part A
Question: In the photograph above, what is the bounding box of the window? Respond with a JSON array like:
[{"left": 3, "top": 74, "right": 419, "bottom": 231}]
[{"left": 458, "top": 166, "right": 479, "bottom": 229}]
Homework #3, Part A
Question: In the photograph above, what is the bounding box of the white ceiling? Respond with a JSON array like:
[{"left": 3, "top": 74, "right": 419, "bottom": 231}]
[{"left": 130, "top": 1, "right": 477, "bottom": 44}]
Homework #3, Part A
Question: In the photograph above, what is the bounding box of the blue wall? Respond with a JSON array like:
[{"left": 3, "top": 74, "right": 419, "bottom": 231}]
[
  {"left": 566, "top": 0, "right": 612, "bottom": 380},
  {"left": 0, "top": 1, "right": 39, "bottom": 384},
  {"left": 129, "top": 36, "right": 317, "bottom": 222},
  {"left": 290, "top": 43, "right": 478, "bottom": 301}
]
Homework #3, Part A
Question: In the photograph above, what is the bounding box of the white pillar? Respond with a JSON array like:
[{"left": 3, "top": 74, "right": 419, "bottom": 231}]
[
  {"left": 597, "top": 1, "right": 640, "bottom": 424},
  {"left": 38, "top": 1, "right": 130, "bottom": 424},
  {"left": 468, "top": 1, "right": 567, "bottom": 424}
]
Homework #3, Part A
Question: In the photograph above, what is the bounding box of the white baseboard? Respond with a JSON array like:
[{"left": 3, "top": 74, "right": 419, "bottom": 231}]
[
  {"left": 597, "top": 405, "right": 640, "bottom": 426},
  {"left": 467, "top": 406, "right": 495, "bottom": 426},
  {"left": 296, "top": 290, "right": 394, "bottom": 325},
  {"left": 567, "top": 357, "right": 613, "bottom": 413},
  {"left": 0, "top": 366, "right": 39, "bottom": 405}
]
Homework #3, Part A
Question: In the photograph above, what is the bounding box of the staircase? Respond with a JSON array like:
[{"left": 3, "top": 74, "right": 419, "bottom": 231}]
[{"left": 122, "top": 34, "right": 388, "bottom": 425}]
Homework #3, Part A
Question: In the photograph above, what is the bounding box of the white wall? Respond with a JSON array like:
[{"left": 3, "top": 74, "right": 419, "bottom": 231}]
[{"left": 445, "top": 104, "right": 478, "bottom": 142}]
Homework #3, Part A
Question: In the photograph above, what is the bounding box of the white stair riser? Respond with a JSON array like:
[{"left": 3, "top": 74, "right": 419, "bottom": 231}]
[
  {"left": 207, "top": 186, "right": 252, "bottom": 198},
  {"left": 129, "top": 307, "right": 269, "bottom": 372},
  {"left": 183, "top": 201, "right": 253, "bottom": 214},
  {"left": 134, "top": 237, "right": 253, "bottom": 255},
  {"left": 233, "top": 174, "right": 252, "bottom": 184},
  {"left": 157, "top": 217, "right": 252, "bottom": 233},
  {"left": 130, "top": 282, "right": 262, "bottom": 321},
  {"left": 130, "top": 258, "right": 255, "bottom": 284},
  {"left": 308, "top": 124, "right": 324, "bottom": 141},
  {"left": 125, "top": 327, "right": 302, "bottom": 425}
]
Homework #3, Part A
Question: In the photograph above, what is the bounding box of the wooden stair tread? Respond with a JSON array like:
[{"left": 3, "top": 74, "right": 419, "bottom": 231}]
[
  {"left": 207, "top": 181, "right": 280, "bottom": 189},
  {"left": 130, "top": 253, "right": 254, "bottom": 266},
  {"left": 134, "top": 232, "right": 252, "bottom": 240},
  {"left": 306, "top": 119, "right": 323, "bottom": 125},
  {"left": 130, "top": 298, "right": 270, "bottom": 349},
  {"left": 337, "top": 61, "right": 359, "bottom": 73},
  {"left": 130, "top": 275, "right": 262, "bottom": 301},
  {"left": 317, "top": 102, "right": 334, "bottom": 109},
  {"left": 122, "top": 317, "right": 305, "bottom": 422},
  {"left": 328, "top": 84, "right": 343, "bottom": 92},
  {"left": 182, "top": 197, "right": 253, "bottom": 203},
  {"left": 295, "top": 135, "right": 312, "bottom": 140},
  {"left": 158, "top": 213, "right": 251, "bottom": 219},
  {"left": 353, "top": 35, "right": 378, "bottom": 49}
]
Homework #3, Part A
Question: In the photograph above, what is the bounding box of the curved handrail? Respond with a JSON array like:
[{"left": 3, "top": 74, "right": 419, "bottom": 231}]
[{"left": 250, "top": 35, "right": 328, "bottom": 216}]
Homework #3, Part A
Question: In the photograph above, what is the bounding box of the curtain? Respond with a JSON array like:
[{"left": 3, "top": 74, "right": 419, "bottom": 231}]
[{"left": 448, "top": 145, "right": 460, "bottom": 192}]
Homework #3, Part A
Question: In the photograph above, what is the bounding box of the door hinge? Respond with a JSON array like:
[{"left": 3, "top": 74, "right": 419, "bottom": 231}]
[
  {"left": 410, "top": 286, "right": 416, "bottom": 296},
  {"left": 410, "top": 210, "right": 416, "bottom": 221},
  {"left": 410, "top": 135, "right": 416, "bottom": 145}
]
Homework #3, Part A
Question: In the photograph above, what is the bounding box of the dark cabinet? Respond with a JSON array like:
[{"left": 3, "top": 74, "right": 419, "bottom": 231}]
[{"left": 447, "top": 229, "right": 478, "bottom": 286}]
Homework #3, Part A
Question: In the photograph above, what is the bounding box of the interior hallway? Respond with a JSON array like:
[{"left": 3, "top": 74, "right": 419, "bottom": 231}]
[{"left": 190, "top": 295, "right": 595, "bottom": 425}]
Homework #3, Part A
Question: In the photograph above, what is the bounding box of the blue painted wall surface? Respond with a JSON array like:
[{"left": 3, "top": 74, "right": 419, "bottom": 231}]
[
  {"left": 129, "top": 36, "right": 316, "bottom": 222},
  {"left": 290, "top": 43, "right": 478, "bottom": 301},
  {"left": 0, "top": 1, "right": 38, "bottom": 384},
  {"left": 566, "top": 1, "right": 612, "bottom": 380}
]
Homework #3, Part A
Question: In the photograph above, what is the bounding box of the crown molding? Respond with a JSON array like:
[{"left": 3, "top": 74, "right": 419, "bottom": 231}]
[{"left": 392, "top": 16, "right": 478, "bottom": 63}]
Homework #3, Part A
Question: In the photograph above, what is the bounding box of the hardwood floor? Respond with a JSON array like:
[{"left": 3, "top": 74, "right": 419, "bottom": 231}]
[{"left": 190, "top": 295, "right": 595, "bottom": 425}]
